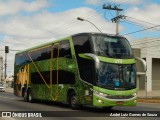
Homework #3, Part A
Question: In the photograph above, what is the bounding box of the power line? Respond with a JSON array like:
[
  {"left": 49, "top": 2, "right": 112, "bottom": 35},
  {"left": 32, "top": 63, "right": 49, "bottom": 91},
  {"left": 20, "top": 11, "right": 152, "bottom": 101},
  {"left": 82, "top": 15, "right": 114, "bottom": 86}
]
[
  {"left": 124, "top": 18, "right": 148, "bottom": 28},
  {"left": 123, "top": 25, "right": 160, "bottom": 36},
  {"left": 121, "top": 19, "right": 160, "bottom": 32},
  {"left": 104, "top": 9, "right": 111, "bottom": 22},
  {"left": 123, "top": 16, "right": 160, "bottom": 31},
  {"left": 0, "top": 6, "right": 104, "bottom": 41},
  {"left": 1, "top": 4, "right": 104, "bottom": 40},
  {"left": 126, "top": 16, "right": 159, "bottom": 26},
  {"left": 109, "top": 9, "right": 115, "bottom": 17},
  {"left": 39, "top": 6, "right": 104, "bottom": 36},
  {"left": 120, "top": 20, "right": 145, "bottom": 28}
]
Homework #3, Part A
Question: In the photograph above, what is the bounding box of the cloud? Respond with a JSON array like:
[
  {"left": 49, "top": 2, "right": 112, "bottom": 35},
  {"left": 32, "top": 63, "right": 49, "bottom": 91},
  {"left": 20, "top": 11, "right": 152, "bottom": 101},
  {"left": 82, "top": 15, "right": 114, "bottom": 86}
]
[
  {"left": 110, "top": 0, "right": 143, "bottom": 5},
  {"left": 85, "top": 0, "right": 143, "bottom": 5},
  {"left": 0, "top": 7, "right": 117, "bottom": 40},
  {"left": 0, "top": 0, "right": 49, "bottom": 16},
  {"left": 0, "top": 7, "right": 117, "bottom": 75},
  {"left": 125, "top": 3, "right": 160, "bottom": 25}
]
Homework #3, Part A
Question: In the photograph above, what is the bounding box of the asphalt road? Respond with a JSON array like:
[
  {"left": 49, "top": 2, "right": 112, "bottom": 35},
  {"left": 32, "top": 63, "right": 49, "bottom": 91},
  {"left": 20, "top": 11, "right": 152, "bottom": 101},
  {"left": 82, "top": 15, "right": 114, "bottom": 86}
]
[{"left": 0, "top": 91, "right": 160, "bottom": 120}]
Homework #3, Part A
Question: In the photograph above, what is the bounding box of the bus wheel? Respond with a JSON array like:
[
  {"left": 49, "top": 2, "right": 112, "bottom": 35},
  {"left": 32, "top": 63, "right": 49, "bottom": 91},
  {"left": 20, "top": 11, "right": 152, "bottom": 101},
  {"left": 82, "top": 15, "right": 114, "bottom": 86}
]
[
  {"left": 28, "top": 89, "right": 34, "bottom": 103},
  {"left": 23, "top": 88, "right": 28, "bottom": 102},
  {"left": 23, "top": 91, "right": 28, "bottom": 102},
  {"left": 70, "top": 93, "right": 79, "bottom": 110}
]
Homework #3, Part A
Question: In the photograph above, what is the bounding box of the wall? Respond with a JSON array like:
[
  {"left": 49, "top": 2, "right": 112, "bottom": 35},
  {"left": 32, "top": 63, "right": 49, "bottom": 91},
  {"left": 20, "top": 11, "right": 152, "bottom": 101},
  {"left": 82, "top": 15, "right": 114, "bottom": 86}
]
[
  {"left": 0, "top": 57, "right": 3, "bottom": 82},
  {"left": 152, "top": 58, "right": 160, "bottom": 90},
  {"left": 130, "top": 37, "right": 160, "bottom": 91}
]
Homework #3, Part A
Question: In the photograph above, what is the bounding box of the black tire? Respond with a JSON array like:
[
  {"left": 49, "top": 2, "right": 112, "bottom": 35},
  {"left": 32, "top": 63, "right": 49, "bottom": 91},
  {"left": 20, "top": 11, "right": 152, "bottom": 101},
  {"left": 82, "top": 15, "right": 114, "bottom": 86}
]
[
  {"left": 23, "top": 90, "right": 28, "bottom": 102},
  {"left": 23, "top": 88, "right": 28, "bottom": 102},
  {"left": 28, "top": 89, "right": 34, "bottom": 103},
  {"left": 70, "top": 93, "right": 79, "bottom": 110}
]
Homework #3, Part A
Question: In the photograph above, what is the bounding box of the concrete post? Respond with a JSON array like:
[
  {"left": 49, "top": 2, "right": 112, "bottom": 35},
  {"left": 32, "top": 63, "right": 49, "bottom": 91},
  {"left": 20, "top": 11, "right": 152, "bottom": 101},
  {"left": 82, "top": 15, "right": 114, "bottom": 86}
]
[{"left": 146, "top": 57, "right": 152, "bottom": 91}]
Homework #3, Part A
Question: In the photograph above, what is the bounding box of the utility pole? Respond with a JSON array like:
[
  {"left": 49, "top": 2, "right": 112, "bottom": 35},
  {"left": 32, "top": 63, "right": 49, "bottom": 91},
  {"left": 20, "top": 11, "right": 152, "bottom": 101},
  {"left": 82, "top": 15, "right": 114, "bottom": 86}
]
[{"left": 103, "top": 4, "right": 125, "bottom": 35}]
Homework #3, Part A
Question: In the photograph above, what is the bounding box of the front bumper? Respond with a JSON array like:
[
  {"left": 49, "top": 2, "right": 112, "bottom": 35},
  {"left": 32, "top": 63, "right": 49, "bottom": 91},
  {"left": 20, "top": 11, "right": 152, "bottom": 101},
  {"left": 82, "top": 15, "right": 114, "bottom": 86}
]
[{"left": 93, "top": 93, "right": 137, "bottom": 107}]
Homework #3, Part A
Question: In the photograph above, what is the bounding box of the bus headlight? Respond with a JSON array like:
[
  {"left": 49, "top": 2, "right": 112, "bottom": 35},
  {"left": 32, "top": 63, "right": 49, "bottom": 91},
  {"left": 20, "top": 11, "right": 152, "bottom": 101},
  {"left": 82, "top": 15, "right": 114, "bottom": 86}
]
[
  {"left": 132, "top": 93, "right": 137, "bottom": 96},
  {"left": 90, "top": 88, "right": 110, "bottom": 97},
  {"left": 97, "top": 99, "right": 104, "bottom": 104}
]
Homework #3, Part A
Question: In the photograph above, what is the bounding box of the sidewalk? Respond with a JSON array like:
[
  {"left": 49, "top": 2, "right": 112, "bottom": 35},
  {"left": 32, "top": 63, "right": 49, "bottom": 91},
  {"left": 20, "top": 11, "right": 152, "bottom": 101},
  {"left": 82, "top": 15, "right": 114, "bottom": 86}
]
[
  {"left": 5, "top": 87, "right": 13, "bottom": 93},
  {"left": 137, "top": 90, "right": 160, "bottom": 98}
]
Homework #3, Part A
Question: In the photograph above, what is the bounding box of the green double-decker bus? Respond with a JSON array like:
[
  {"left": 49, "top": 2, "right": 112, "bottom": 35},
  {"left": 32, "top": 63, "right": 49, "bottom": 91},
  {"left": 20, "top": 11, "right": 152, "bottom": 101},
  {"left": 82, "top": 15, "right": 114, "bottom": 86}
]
[{"left": 14, "top": 33, "right": 137, "bottom": 109}]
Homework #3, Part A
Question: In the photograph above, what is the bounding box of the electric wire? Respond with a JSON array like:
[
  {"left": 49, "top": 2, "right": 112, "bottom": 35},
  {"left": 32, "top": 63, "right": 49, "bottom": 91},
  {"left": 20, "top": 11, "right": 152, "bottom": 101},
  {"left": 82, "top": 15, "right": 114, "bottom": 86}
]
[
  {"left": 124, "top": 16, "right": 160, "bottom": 31},
  {"left": 123, "top": 25, "right": 160, "bottom": 36},
  {"left": 104, "top": 9, "right": 111, "bottom": 22}
]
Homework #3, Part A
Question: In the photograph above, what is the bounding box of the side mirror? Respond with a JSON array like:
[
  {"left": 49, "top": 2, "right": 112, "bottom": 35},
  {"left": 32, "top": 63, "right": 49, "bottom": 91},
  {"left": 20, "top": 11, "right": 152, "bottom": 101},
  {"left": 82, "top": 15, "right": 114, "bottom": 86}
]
[{"left": 135, "top": 57, "right": 147, "bottom": 72}]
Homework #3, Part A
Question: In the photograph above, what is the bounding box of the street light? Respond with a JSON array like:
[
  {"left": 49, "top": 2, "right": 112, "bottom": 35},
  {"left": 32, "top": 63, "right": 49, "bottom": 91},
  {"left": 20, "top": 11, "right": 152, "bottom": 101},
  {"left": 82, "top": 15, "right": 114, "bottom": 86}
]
[{"left": 77, "top": 17, "right": 102, "bottom": 33}]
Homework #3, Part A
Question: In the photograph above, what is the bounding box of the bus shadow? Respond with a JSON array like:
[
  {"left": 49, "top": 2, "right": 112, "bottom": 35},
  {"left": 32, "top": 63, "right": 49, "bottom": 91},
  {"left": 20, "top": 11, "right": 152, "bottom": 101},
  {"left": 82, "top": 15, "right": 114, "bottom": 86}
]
[
  {"left": 19, "top": 99, "right": 70, "bottom": 109},
  {"left": 19, "top": 99, "right": 123, "bottom": 113}
]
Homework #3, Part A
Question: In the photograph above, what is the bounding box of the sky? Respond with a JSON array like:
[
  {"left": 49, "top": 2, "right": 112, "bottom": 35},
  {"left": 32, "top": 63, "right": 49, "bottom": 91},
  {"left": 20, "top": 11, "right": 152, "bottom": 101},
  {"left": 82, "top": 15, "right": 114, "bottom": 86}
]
[{"left": 0, "top": 0, "right": 159, "bottom": 75}]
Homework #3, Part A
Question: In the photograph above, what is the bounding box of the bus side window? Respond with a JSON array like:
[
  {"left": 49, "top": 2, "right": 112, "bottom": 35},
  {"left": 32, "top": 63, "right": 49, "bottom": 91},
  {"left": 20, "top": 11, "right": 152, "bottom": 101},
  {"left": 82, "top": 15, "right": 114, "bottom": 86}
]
[
  {"left": 59, "top": 40, "right": 72, "bottom": 58},
  {"left": 15, "top": 54, "right": 23, "bottom": 65},
  {"left": 22, "top": 52, "right": 31, "bottom": 64},
  {"left": 53, "top": 45, "right": 58, "bottom": 58},
  {"left": 72, "top": 35, "right": 95, "bottom": 85},
  {"left": 30, "top": 46, "right": 51, "bottom": 61}
]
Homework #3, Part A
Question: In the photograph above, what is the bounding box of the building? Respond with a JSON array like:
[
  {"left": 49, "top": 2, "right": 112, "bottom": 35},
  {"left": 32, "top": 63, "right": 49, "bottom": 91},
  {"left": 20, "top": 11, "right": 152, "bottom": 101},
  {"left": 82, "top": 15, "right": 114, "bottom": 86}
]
[
  {"left": 5, "top": 75, "right": 14, "bottom": 88},
  {"left": 0, "top": 57, "right": 3, "bottom": 82},
  {"left": 131, "top": 37, "right": 160, "bottom": 91}
]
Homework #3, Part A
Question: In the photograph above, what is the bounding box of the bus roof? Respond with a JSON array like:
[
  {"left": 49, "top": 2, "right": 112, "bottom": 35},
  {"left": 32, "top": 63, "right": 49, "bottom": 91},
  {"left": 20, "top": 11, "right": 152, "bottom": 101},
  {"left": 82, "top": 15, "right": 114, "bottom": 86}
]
[
  {"left": 15, "top": 32, "right": 125, "bottom": 55},
  {"left": 15, "top": 36, "right": 71, "bottom": 55}
]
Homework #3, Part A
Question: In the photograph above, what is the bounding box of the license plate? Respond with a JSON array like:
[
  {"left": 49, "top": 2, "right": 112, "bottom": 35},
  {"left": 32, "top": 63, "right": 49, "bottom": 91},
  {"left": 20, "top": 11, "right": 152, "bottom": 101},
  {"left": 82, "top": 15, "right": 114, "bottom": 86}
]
[{"left": 116, "top": 101, "right": 124, "bottom": 105}]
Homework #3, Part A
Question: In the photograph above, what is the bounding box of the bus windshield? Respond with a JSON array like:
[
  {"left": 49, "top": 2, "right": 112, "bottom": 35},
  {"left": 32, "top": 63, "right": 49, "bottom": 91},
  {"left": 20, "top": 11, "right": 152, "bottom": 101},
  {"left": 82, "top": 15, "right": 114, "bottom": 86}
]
[
  {"left": 92, "top": 35, "right": 133, "bottom": 58},
  {"left": 97, "top": 62, "right": 136, "bottom": 90}
]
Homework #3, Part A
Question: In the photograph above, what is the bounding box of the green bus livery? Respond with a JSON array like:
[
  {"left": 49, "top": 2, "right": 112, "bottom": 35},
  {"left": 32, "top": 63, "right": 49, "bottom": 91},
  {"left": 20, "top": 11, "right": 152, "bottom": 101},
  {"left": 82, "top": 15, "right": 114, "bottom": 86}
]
[{"left": 14, "top": 33, "right": 137, "bottom": 109}]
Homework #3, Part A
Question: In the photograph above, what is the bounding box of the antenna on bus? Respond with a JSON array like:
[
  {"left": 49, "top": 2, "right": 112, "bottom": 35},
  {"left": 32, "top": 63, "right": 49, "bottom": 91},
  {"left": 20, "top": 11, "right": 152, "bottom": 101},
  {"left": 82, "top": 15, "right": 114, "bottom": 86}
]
[{"left": 77, "top": 17, "right": 102, "bottom": 33}]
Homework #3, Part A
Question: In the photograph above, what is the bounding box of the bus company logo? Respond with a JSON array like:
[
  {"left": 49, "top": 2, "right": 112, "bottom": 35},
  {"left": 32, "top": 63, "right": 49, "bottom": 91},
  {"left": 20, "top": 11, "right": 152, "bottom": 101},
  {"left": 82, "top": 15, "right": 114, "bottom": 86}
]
[
  {"left": 115, "top": 59, "right": 122, "bottom": 64},
  {"left": 2, "top": 112, "right": 11, "bottom": 117},
  {"left": 1, "top": 112, "right": 42, "bottom": 118}
]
